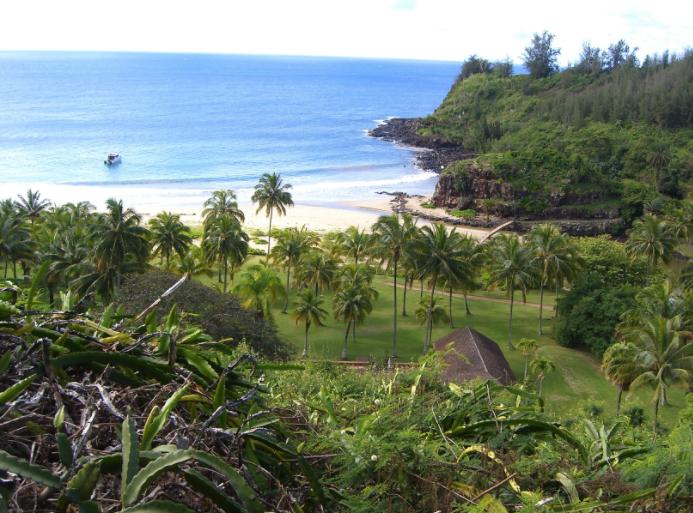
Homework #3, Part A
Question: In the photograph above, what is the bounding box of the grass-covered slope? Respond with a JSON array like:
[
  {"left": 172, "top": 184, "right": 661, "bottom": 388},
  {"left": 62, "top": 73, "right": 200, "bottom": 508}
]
[{"left": 420, "top": 53, "right": 693, "bottom": 224}]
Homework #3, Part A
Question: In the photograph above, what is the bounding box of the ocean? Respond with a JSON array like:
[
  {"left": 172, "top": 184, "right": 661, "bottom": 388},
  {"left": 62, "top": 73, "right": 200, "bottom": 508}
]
[{"left": 0, "top": 52, "right": 459, "bottom": 212}]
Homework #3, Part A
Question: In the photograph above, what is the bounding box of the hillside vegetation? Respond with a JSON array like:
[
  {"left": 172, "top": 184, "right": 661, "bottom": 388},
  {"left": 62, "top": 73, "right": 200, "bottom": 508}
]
[{"left": 420, "top": 46, "right": 692, "bottom": 225}]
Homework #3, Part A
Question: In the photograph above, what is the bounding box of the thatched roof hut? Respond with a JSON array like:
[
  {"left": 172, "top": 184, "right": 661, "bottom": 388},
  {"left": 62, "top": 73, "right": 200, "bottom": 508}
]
[{"left": 434, "top": 327, "right": 516, "bottom": 385}]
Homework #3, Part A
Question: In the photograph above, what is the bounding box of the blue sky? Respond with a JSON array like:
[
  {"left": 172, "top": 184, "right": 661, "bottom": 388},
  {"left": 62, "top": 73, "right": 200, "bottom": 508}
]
[{"left": 0, "top": 0, "right": 690, "bottom": 62}]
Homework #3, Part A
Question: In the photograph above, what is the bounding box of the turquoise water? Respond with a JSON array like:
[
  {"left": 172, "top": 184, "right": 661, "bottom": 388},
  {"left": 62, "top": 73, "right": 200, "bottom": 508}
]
[{"left": 0, "top": 52, "right": 458, "bottom": 210}]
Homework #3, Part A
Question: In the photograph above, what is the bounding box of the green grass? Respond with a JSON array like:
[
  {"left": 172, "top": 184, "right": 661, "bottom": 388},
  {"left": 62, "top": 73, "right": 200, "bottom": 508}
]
[{"left": 194, "top": 259, "right": 684, "bottom": 426}]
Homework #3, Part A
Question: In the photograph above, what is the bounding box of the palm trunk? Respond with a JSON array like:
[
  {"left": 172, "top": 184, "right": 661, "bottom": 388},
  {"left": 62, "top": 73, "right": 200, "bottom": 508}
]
[
  {"left": 554, "top": 280, "right": 560, "bottom": 314},
  {"left": 3, "top": 261, "right": 7, "bottom": 278},
  {"left": 420, "top": 279, "right": 424, "bottom": 299},
  {"left": 424, "top": 273, "right": 438, "bottom": 353},
  {"left": 352, "top": 321, "right": 356, "bottom": 344},
  {"left": 218, "top": 263, "right": 222, "bottom": 283},
  {"left": 13, "top": 261, "right": 17, "bottom": 279},
  {"left": 464, "top": 293, "right": 471, "bottom": 316},
  {"left": 166, "top": 253, "right": 170, "bottom": 271},
  {"left": 283, "top": 264, "right": 291, "bottom": 313},
  {"left": 661, "top": 384, "right": 667, "bottom": 407},
  {"left": 266, "top": 209, "right": 273, "bottom": 264},
  {"left": 341, "top": 320, "right": 352, "bottom": 360},
  {"left": 616, "top": 386, "right": 623, "bottom": 415},
  {"left": 302, "top": 322, "right": 309, "bottom": 357},
  {"left": 538, "top": 279, "right": 545, "bottom": 336},
  {"left": 653, "top": 394, "right": 660, "bottom": 436},
  {"left": 402, "top": 272, "right": 408, "bottom": 316},
  {"left": 508, "top": 282, "right": 515, "bottom": 349},
  {"left": 448, "top": 287, "right": 454, "bottom": 328},
  {"left": 48, "top": 286, "right": 55, "bottom": 309},
  {"left": 538, "top": 376, "right": 544, "bottom": 397},
  {"left": 392, "top": 258, "right": 398, "bottom": 357},
  {"left": 223, "top": 256, "right": 228, "bottom": 292}
]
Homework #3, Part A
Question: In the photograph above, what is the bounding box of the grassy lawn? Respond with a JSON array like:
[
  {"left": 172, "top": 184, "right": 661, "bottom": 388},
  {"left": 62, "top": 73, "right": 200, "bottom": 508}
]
[{"left": 193, "top": 258, "right": 684, "bottom": 426}]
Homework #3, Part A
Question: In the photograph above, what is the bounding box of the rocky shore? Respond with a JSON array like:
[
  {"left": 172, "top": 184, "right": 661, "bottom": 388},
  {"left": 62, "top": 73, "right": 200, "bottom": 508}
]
[
  {"left": 368, "top": 118, "right": 472, "bottom": 173},
  {"left": 369, "top": 119, "right": 626, "bottom": 237}
]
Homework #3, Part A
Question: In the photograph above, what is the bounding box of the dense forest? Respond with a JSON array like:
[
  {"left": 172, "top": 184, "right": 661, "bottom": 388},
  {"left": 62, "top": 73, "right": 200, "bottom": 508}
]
[{"left": 414, "top": 36, "right": 692, "bottom": 226}]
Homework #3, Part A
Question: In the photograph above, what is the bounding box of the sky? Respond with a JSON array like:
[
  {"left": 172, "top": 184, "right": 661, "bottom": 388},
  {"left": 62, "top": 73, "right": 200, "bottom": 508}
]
[{"left": 0, "top": 0, "right": 690, "bottom": 63}]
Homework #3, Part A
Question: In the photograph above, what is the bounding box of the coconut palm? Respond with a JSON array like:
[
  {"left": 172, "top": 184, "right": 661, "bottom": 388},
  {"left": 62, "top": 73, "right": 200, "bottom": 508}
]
[
  {"left": 667, "top": 202, "right": 692, "bottom": 244},
  {"left": 203, "top": 215, "right": 249, "bottom": 292},
  {"left": 234, "top": 263, "right": 286, "bottom": 319},
  {"left": 272, "top": 227, "right": 318, "bottom": 313},
  {"left": 297, "top": 251, "right": 337, "bottom": 295},
  {"left": 602, "top": 342, "right": 641, "bottom": 415},
  {"left": 488, "top": 234, "right": 535, "bottom": 349},
  {"left": 16, "top": 189, "right": 51, "bottom": 226},
  {"left": 176, "top": 246, "right": 213, "bottom": 278},
  {"left": 202, "top": 189, "right": 245, "bottom": 227},
  {"left": 411, "top": 224, "right": 468, "bottom": 353},
  {"left": 629, "top": 315, "right": 692, "bottom": 431},
  {"left": 0, "top": 213, "right": 33, "bottom": 279},
  {"left": 528, "top": 224, "right": 580, "bottom": 335},
  {"left": 293, "top": 289, "right": 328, "bottom": 357},
  {"left": 441, "top": 234, "right": 476, "bottom": 326},
  {"left": 517, "top": 338, "right": 538, "bottom": 381},
  {"left": 44, "top": 232, "right": 90, "bottom": 305},
  {"left": 333, "top": 281, "right": 374, "bottom": 360},
  {"left": 530, "top": 355, "right": 555, "bottom": 397},
  {"left": 626, "top": 214, "right": 676, "bottom": 270},
  {"left": 339, "top": 226, "right": 371, "bottom": 265},
  {"left": 251, "top": 173, "right": 294, "bottom": 262},
  {"left": 148, "top": 211, "right": 193, "bottom": 270},
  {"left": 93, "top": 199, "right": 150, "bottom": 271},
  {"left": 371, "top": 213, "right": 416, "bottom": 356},
  {"left": 415, "top": 295, "right": 449, "bottom": 351}
]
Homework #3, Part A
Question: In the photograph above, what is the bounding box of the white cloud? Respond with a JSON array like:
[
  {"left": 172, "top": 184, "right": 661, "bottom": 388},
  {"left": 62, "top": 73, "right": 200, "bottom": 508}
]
[{"left": 0, "top": 0, "right": 690, "bottom": 62}]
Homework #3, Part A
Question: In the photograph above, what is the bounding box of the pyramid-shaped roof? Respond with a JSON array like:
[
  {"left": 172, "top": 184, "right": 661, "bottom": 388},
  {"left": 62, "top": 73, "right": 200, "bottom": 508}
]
[{"left": 433, "top": 327, "right": 516, "bottom": 385}]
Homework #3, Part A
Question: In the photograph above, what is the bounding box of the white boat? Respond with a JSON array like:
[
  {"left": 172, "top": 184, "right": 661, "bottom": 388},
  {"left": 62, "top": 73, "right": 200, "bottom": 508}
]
[{"left": 104, "top": 152, "right": 121, "bottom": 166}]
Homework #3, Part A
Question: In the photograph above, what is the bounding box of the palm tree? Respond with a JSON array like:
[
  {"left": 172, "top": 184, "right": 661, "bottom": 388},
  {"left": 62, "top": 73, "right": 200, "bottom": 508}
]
[
  {"left": 0, "top": 213, "right": 33, "bottom": 279},
  {"left": 441, "top": 234, "right": 476, "bottom": 327},
  {"left": 272, "top": 227, "right": 317, "bottom": 313},
  {"left": 629, "top": 315, "right": 692, "bottom": 432},
  {"left": 339, "top": 226, "right": 371, "bottom": 265},
  {"left": 411, "top": 224, "right": 468, "bottom": 353},
  {"left": 16, "top": 189, "right": 51, "bottom": 226},
  {"left": 44, "top": 232, "right": 90, "bottom": 306},
  {"left": 333, "top": 281, "right": 374, "bottom": 360},
  {"left": 234, "top": 263, "right": 286, "bottom": 319},
  {"left": 415, "top": 295, "right": 449, "bottom": 351},
  {"left": 251, "top": 173, "right": 294, "bottom": 262},
  {"left": 371, "top": 213, "right": 416, "bottom": 357},
  {"left": 202, "top": 189, "right": 245, "bottom": 227},
  {"left": 297, "top": 251, "right": 337, "bottom": 295},
  {"left": 488, "top": 234, "right": 535, "bottom": 349},
  {"left": 203, "top": 215, "right": 249, "bottom": 292},
  {"left": 93, "top": 199, "right": 150, "bottom": 270},
  {"left": 293, "top": 289, "right": 327, "bottom": 357},
  {"left": 626, "top": 214, "right": 676, "bottom": 270},
  {"left": 602, "top": 342, "right": 641, "bottom": 415},
  {"left": 517, "top": 338, "right": 538, "bottom": 381},
  {"left": 176, "top": 246, "right": 213, "bottom": 278},
  {"left": 148, "top": 212, "right": 193, "bottom": 270},
  {"left": 528, "top": 224, "right": 579, "bottom": 335},
  {"left": 530, "top": 355, "right": 555, "bottom": 397}
]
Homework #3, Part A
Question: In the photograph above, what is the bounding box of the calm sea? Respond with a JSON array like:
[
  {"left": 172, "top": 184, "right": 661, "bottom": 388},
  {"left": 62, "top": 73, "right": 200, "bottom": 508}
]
[{"left": 0, "top": 52, "right": 458, "bottom": 211}]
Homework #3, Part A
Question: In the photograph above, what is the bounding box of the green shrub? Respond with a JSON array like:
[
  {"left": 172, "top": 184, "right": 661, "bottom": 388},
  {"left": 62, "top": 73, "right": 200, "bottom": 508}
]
[
  {"left": 420, "top": 200, "right": 436, "bottom": 209},
  {"left": 449, "top": 208, "right": 476, "bottom": 219}
]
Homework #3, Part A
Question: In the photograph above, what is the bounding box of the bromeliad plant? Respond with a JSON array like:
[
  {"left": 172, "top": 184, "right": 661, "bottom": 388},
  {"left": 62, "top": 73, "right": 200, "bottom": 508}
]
[{"left": 0, "top": 286, "right": 325, "bottom": 512}]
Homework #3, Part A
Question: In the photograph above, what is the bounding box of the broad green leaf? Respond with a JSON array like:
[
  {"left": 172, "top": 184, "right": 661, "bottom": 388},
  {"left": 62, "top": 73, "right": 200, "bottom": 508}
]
[
  {"left": 123, "top": 449, "right": 262, "bottom": 512},
  {"left": 183, "top": 469, "right": 245, "bottom": 513},
  {"left": 0, "top": 449, "right": 62, "bottom": 489},
  {"left": 121, "top": 415, "right": 140, "bottom": 503},
  {"left": 212, "top": 377, "right": 227, "bottom": 428},
  {"left": 54, "top": 405, "right": 66, "bottom": 430},
  {"left": 178, "top": 347, "right": 218, "bottom": 382},
  {"left": 63, "top": 461, "right": 101, "bottom": 505},
  {"left": 141, "top": 385, "right": 188, "bottom": 450},
  {"left": 57, "top": 433, "right": 73, "bottom": 468},
  {"left": 0, "top": 374, "right": 37, "bottom": 405},
  {"left": 0, "top": 351, "right": 12, "bottom": 376},
  {"left": 51, "top": 352, "right": 173, "bottom": 383},
  {"left": 140, "top": 406, "right": 161, "bottom": 452}
]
